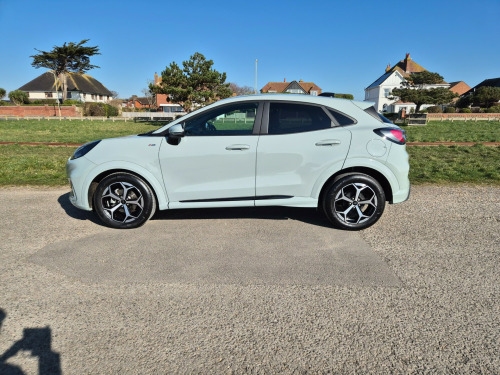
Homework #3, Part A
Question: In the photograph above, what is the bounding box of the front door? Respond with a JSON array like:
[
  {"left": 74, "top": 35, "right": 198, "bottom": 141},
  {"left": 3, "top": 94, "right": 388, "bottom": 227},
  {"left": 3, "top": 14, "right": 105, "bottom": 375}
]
[{"left": 159, "top": 102, "right": 261, "bottom": 205}]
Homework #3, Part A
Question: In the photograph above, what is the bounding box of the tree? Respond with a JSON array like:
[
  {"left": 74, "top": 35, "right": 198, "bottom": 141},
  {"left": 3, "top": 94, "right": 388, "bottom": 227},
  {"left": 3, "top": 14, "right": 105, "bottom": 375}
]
[
  {"left": 229, "top": 83, "right": 254, "bottom": 96},
  {"left": 31, "top": 39, "right": 100, "bottom": 105},
  {"left": 470, "top": 86, "right": 500, "bottom": 108},
  {"left": 8, "top": 90, "right": 29, "bottom": 105},
  {"left": 391, "top": 71, "right": 458, "bottom": 112},
  {"left": 151, "top": 52, "right": 232, "bottom": 112},
  {"left": 0, "top": 88, "right": 6, "bottom": 100}
]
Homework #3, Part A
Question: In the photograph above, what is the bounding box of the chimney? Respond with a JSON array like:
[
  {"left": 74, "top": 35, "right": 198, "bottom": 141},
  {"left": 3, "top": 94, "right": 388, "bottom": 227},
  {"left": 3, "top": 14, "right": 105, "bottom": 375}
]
[
  {"left": 405, "top": 53, "right": 411, "bottom": 61},
  {"left": 154, "top": 72, "right": 159, "bottom": 85},
  {"left": 385, "top": 63, "right": 391, "bottom": 72},
  {"left": 284, "top": 78, "right": 286, "bottom": 82}
]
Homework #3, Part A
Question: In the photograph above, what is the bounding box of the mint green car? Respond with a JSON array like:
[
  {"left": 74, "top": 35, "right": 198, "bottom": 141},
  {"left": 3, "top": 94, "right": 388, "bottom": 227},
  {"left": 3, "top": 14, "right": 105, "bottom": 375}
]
[{"left": 67, "top": 94, "right": 409, "bottom": 230}]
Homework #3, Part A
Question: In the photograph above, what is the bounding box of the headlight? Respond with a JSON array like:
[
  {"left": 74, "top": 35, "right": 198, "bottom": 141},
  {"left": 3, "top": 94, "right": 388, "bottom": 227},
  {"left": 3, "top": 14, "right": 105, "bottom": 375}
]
[{"left": 71, "top": 140, "right": 101, "bottom": 160}]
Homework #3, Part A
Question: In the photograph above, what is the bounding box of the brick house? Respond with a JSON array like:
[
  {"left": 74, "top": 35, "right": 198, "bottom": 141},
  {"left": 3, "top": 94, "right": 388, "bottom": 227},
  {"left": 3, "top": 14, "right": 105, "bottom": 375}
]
[{"left": 260, "top": 79, "right": 322, "bottom": 96}]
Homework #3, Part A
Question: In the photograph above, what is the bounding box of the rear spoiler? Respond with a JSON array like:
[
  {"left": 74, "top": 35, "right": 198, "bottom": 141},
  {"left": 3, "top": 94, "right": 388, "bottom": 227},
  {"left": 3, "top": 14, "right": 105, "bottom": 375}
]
[{"left": 351, "top": 101, "right": 375, "bottom": 110}]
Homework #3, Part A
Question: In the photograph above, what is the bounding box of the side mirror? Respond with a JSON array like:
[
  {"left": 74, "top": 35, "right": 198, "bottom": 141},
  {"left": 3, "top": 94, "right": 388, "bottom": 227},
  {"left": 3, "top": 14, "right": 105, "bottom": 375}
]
[
  {"left": 168, "top": 123, "right": 185, "bottom": 137},
  {"left": 167, "top": 123, "right": 184, "bottom": 145}
]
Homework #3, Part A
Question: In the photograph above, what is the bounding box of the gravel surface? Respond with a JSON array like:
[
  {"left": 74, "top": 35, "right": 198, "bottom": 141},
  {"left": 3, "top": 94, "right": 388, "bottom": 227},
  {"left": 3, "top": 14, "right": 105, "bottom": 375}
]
[{"left": 0, "top": 186, "right": 498, "bottom": 374}]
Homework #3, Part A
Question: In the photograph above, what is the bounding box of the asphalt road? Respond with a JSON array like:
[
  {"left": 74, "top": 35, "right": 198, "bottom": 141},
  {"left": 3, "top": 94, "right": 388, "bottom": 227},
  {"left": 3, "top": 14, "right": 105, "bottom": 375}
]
[{"left": 0, "top": 186, "right": 498, "bottom": 374}]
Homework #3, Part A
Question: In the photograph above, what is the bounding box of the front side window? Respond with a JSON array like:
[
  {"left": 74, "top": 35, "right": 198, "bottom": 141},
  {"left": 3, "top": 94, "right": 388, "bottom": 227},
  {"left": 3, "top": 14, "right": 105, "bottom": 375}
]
[
  {"left": 184, "top": 102, "right": 258, "bottom": 136},
  {"left": 268, "top": 103, "right": 331, "bottom": 134}
]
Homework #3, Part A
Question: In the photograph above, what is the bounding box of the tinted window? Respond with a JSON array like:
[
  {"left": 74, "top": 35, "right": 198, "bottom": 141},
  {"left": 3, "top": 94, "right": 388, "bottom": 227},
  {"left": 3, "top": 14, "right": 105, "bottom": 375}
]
[
  {"left": 268, "top": 103, "right": 331, "bottom": 134},
  {"left": 328, "top": 109, "right": 356, "bottom": 126},
  {"left": 184, "top": 103, "right": 258, "bottom": 136}
]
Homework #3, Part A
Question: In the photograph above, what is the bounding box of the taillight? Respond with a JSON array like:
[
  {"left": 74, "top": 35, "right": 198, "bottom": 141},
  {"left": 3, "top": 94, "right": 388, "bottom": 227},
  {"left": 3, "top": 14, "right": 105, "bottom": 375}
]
[{"left": 374, "top": 128, "right": 406, "bottom": 145}]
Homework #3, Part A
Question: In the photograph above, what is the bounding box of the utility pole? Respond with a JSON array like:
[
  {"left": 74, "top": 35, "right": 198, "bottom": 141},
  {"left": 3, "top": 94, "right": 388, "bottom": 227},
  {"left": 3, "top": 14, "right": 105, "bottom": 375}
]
[{"left": 255, "top": 59, "right": 258, "bottom": 94}]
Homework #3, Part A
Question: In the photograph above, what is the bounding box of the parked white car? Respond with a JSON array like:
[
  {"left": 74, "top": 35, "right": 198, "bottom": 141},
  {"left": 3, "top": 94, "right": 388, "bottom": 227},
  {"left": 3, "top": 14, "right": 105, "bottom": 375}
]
[{"left": 67, "top": 94, "right": 410, "bottom": 230}]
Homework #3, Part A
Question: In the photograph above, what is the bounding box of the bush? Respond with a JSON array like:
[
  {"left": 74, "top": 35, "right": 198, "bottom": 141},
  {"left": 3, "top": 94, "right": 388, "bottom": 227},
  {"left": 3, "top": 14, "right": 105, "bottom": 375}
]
[
  {"left": 30, "top": 99, "right": 59, "bottom": 105},
  {"left": 427, "top": 106, "right": 442, "bottom": 113},
  {"left": 333, "top": 93, "right": 354, "bottom": 100},
  {"left": 83, "top": 102, "right": 119, "bottom": 117},
  {"left": 460, "top": 108, "right": 472, "bottom": 113},
  {"left": 486, "top": 105, "right": 500, "bottom": 113},
  {"left": 8, "top": 90, "right": 29, "bottom": 105},
  {"left": 444, "top": 107, "right": 456, "bottom": 113},
  {"left": 63, "top": 100, "right": 82, "bottom": 105}
]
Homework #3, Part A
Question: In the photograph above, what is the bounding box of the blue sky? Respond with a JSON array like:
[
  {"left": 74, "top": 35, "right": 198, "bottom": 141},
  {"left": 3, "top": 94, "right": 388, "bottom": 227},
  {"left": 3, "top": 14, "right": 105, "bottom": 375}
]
[{"left": 1, "top": 0, "right": 499, "bottom": 101}]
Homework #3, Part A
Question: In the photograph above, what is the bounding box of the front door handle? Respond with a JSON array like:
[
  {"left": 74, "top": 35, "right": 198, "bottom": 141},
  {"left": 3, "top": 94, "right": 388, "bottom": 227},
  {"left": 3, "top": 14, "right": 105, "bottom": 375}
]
[
  {"left": 225, "top": 144, "right": 250, "bottom": 151},
  {"left": 315, "top": 139, "right": 341, "bottom": 146}
]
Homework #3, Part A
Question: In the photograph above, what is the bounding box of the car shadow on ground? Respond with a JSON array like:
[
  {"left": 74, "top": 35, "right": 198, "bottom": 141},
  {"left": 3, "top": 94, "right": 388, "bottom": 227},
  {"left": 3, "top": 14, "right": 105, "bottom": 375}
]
[
  {"left": 57, "top": 193, "right": 101, "bottom": 224},
  {"left": 58, "top": 193, "right": 334, "bottom": 229},
  {"left": 153, "top": 206, "right": 334, "bottom": 229}
]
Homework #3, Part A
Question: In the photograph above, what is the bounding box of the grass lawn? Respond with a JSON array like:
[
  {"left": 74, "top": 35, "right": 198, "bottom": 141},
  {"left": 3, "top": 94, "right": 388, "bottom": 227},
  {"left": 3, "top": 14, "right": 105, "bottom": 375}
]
[
  {"left": 0, "top": 119, "right": 499, "bottom": 186},
  {"left": 402, "top": 120, "right": 500, "bottom": 142},
  {"left": 0, "top": 145, "right": 76, "bottom": 186},
  {"left": 408, "top": 145, "right": 500, "bottom": 184},
  {"left": 0, "top": 119, "right": 163, "bottom": 143}
]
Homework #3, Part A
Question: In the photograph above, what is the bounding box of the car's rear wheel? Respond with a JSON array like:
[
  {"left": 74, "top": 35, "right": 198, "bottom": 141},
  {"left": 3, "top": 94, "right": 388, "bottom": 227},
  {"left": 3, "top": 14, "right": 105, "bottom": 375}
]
[
  {"left": 93, "top": 172, "right": 156, "bottom": 229},
  {"left": 323, "top": 174, "right": 385, "bottom": 230}
]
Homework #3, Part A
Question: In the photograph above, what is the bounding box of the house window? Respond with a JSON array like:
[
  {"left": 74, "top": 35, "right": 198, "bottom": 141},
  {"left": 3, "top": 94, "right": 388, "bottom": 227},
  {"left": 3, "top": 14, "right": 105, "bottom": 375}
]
[
  {"left": 45, "top": 92, "right": 53, "bottom": 98},
  {"left": 67, "top": 92, "right": 72, "bottom": 99},
  {"left": 99, "top": 95, "right": 103, "bottom": 100},
  {"left": 384, "top": 89, "right": 391, "bottom": 98},
  {"left": 310, "top": 90, "right": 318, "bottom": 96},
  {"left": 91, "top": 94, "right": 96, "bottom": 100},
  {"left": 286, "top": 89, "right": 303, "bottom": 94}
]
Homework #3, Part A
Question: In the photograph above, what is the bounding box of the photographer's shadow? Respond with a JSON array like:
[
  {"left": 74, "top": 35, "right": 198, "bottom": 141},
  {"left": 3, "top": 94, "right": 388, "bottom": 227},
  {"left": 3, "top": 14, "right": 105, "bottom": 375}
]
[{"left": 0, "top": 309, "right": 61, "bottom": 375}]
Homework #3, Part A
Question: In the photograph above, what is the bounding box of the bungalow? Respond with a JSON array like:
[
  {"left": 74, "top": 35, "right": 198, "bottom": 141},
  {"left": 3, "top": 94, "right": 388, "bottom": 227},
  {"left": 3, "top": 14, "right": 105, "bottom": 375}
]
[
  {"left": 261, "top": 79, "right": 322, "bottom": 96},
  {"left": 18, "top": 71, "right": 113, "bottom": 103}
]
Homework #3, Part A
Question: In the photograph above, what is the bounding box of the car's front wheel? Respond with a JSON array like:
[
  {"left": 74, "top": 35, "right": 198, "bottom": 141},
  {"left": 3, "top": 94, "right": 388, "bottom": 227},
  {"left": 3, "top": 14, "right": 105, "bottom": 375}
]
[
  {"left": 323, "top": 174, "right": 385, "bottom": 230},
  {"left": 93, "top": 172, "right": 156, "bottom": 229}
]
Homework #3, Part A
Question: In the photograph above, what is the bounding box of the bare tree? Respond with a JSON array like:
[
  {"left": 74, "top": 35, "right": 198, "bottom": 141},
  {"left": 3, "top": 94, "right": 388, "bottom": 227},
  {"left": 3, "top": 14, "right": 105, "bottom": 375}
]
[{"left": 229, "top": 83, "right": 255, "bottom": 96}]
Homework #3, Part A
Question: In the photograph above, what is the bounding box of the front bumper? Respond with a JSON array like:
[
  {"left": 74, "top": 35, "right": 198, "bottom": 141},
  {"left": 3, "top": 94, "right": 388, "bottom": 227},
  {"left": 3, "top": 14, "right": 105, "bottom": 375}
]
[{"left": 66, "top": 156, "right": 97, "bottom": 211}]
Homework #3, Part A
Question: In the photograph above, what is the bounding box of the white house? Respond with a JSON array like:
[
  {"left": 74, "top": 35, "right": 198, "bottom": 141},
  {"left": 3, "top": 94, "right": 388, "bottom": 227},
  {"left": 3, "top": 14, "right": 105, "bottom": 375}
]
[
  {"left": 365, "top": 53, "right": 449, "bottom": 113},
  {"left": 18, "top": 71, "right": 113, "bottom": 103}
]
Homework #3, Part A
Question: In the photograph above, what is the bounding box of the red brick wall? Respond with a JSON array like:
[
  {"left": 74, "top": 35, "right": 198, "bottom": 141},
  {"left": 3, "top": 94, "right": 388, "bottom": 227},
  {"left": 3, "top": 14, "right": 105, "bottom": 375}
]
[
  {"left": 427, "top": 113, "right": 500, "bottom": 119},
  {"left": 0, "top": 105, "right": 81, "bottom": 117}
]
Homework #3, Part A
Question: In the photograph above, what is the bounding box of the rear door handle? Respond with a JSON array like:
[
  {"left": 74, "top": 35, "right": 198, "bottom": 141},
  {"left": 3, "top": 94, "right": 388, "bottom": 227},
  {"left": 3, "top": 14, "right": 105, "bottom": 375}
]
[
  {"left": 225, "top": 144, "right": 250, "bottom": 151},
  {"left": 315, "top": 139, "right": 341, "bottom": 146}
]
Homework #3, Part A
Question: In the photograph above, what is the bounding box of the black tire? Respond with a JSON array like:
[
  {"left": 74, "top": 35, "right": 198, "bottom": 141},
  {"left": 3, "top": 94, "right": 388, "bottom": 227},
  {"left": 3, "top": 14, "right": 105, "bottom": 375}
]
[
  {"left": 93, "top": 172, "right": 156, "bottom": 229},
  {"left": 322, "top": 174, "right": 385, "bottom": 230}
]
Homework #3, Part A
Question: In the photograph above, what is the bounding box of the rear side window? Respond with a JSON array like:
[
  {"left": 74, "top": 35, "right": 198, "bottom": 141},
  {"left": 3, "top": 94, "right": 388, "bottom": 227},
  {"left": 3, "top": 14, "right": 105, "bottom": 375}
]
[
  {"left": 328, "top": 109, "right": 356, "bottom": 126},
  {"left": 268, "top": 103, "right": 332, "bottom": 134}
]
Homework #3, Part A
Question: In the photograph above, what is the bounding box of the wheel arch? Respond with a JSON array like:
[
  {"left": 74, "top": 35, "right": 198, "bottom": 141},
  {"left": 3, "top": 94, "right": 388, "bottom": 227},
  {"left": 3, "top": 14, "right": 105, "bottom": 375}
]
[
  {"left": 318, "top": 166, "right": 393, "bottom": 209},
  {"left": 86, "top": 166, "right": 168, "bottom": 211}
]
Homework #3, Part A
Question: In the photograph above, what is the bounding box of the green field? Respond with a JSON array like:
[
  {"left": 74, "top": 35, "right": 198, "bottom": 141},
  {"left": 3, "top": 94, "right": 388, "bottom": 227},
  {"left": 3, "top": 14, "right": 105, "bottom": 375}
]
[
  {"left": 0, "top": 119, "right": 499, "bottom": 186},
  {"left": 0, "top": 119, "right": 163, "bottom": 143},
  {"left": 402, "top": 120, "right": 500, "bottom": 142}
]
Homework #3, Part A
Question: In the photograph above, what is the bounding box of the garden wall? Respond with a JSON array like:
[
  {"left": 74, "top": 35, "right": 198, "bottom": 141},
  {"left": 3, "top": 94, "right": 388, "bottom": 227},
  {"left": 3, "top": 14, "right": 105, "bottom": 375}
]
[
  {"left": 0, "top": 105, "right": 80, "bottom": 117},
  {"left": 427, "top": 113, "right": 500, "bottom": 120}
]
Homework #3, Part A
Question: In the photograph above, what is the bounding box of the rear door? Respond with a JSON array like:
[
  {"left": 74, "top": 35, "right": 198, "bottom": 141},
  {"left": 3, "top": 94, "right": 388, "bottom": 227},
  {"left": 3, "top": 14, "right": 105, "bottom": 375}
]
[{"left": 255, "top": 101, "right": 352, "bottom": 203}]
